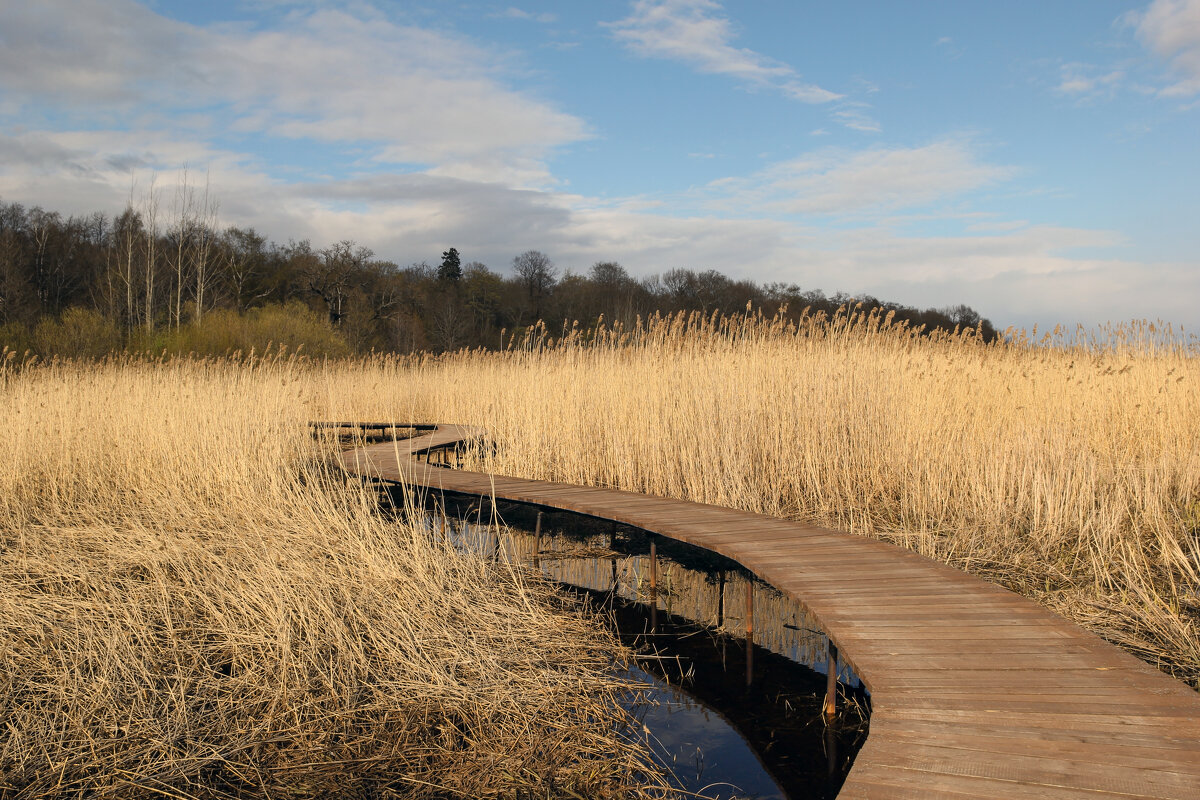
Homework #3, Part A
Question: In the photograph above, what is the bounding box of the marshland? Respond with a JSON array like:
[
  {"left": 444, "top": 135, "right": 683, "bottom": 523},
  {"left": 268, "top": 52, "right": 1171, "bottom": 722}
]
[
  {"left": 6, "top": 1, "right": 1200, "bottom": 796},
  {"left": 2, "top": 306, "right": 1197, "bottom": 797},
  {"left": 0, "top": 351, "right": 674, "bottom": 798}
]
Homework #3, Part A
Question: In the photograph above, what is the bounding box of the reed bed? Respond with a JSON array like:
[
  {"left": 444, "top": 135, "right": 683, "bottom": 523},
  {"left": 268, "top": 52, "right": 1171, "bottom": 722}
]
[
  {"left": 316, "top": 310, "right": 1200, "bottom": 686},
  {"left": 0, "top": 354, "right": 672, "bottom": 799}
]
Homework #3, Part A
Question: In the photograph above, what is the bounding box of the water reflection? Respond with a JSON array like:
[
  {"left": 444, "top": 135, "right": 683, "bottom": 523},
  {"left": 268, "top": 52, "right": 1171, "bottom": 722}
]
[{"left": 400, "top": 493, "right": 868, "bottom": 800}]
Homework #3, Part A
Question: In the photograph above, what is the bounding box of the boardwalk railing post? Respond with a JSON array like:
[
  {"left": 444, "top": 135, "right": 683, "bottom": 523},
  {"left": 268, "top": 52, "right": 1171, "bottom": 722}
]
[
  {"left": 649, "top": 537, "right": 658, "bottom": 632},
  {"left": 746, "top": 578, "right": 754, "bottom": 687},
  {"left": 824, "top": 642, "right": 838, "bottom": 717}
]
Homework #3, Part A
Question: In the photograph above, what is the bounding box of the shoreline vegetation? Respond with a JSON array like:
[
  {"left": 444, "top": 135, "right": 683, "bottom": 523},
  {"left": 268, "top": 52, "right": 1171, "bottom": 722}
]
[
  {"left": 0, "top": 195, "right": 996, "bottom": 361},
  {"left": 0, "top": 356, "right": 674, "bottom": 798},
  {"left": 318, "top": 307, "right": 1200, "bottom": 687},
  {"left": 2, "top": 305, "right": 1197, "bottom": 795}
]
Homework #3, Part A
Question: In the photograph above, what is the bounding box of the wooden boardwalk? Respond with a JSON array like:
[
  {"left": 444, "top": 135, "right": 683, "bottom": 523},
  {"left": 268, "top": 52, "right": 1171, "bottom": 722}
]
[{"left": 335, "top": 423, "right": 1200, "bottom": 799}]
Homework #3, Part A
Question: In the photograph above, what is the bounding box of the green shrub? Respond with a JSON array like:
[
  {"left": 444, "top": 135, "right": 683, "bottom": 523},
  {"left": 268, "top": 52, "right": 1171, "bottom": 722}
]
[
  {"left": 0, "top": 322, "right": 32, "bottom": 360},
  {"left": 31, "top": 308, "right": 123, "bottom": 360},
  {"left": 165, "top": 302, "right": 350, "bottom": 358}
]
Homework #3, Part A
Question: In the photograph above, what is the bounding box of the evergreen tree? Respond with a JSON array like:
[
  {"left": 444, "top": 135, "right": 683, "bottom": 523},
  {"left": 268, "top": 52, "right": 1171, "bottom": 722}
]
[{"left": 438, "top": 247, "right": 462, "bottom": 283}]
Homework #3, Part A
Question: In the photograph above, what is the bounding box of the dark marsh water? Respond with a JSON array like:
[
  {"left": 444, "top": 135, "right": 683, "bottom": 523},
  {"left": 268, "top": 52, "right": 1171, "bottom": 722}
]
[{"left": 399, "top": 492, "right": 869, "bottom": 800}]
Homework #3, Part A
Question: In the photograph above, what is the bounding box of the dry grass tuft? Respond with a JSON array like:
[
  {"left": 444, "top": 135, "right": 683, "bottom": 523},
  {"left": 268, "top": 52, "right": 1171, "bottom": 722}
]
[
  {"left": 316, "top": 309, "right": 1200, "bottom": 686},
  {"left": 0, "top": 355, "right": 669, "bottom": 799}
]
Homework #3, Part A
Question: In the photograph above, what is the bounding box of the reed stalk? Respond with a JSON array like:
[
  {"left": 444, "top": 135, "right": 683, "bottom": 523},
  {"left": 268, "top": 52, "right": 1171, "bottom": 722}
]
[{"left": 318, "top": 309, "right": 1200, "bottom": 686}]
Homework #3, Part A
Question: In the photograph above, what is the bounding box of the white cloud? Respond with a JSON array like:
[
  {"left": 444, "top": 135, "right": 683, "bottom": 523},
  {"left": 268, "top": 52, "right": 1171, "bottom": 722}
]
[
  {"left": 1055, "top": 63, "right": 1125, "bottom": 98},
  {"left": 0, "top": 0, "right": 587, "bottom": 185},
  {"left": 547, "top": 207, "right": 1188, "bottom": 332},
  {"left": 606, "top": 0, "right": 840, "bottom": 103},
  {"left": 0, "top": 0, "right": 189, "bottom": 104},
  {"left": 0, "top": 126, "right": 1190, "bottom": 329},
  {"left": 701, "top": 139, "right": 1015, "bottom": 216},
  {"left": 831, "top": 104, "right": 881, "bottom": 133},
  {"left": 1129, "top": 0, "right": 1200, "bottom": 96},
  {"left": 0, "top": 129, "right": 278, "bottom": 221},
  {"left": 494, "top": 7, "right": 558, "bottom": 23}
]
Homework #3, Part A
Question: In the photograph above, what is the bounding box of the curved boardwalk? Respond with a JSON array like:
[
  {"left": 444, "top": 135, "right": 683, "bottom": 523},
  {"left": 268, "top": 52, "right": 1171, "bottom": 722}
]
[{"left": 335, "top": 423, "right": 1200, "bottom": 799}]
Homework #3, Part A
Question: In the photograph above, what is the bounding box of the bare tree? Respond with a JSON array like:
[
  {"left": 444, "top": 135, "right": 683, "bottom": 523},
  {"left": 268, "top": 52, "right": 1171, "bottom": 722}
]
[
  {"left": 429, "top": 296, "right": 470, "bottom": 352},
  {"left": 511, "top": 249, "right": 557, "bottom": 322},
  {"left": 0, "top": 202, "right": 32, "bottom": 325},
  {"left": 307, "top": 240, "right": 372, "bottom": 324},
  {"left": 166, "top": 169, "right": 220, "bottom": 327},
  {"left": 141, "top": 176, "right": 160, "bottom": 332},
  {"left": 220, "top": 227, "right": 270, "bottom": 313},
  {"left": 168, "top": 171, "right": 194, "bottom": 328},
  {"left": 193, "top": 174, "right": 218, "bottom": 323}
]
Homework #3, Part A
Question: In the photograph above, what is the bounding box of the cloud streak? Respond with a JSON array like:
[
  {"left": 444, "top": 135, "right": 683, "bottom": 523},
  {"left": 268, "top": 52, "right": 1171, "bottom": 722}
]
[
  {"left": 1055, "top": 63, "right": 1125, "bottom": 98},
  {"left": 701, "top": 139, "right": 1015, "bottom": 217},
  {"left": 606, "top": 0, "right": 841, "bottom": 104},
  {"left": 1131, "top": 0, "right": 1200, "bottom": 96}
]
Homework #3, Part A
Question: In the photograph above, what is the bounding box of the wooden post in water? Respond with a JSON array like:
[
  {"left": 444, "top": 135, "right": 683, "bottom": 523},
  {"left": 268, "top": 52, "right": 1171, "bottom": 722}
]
[
  {"left": 489, "top": 498, "right": 500, "bottom": 561},
  {"left": 608, "top": 521, "right": 616, "bottom": 551},
  {"left": 717, "top": 569, "right": 726, "bottom": 628},
  {"left": 476, "top": 497, "right": 485, "bottom": 553},
  {"left": 745, "top": 578, "right": 754, "bottom": 687},
  {"left": 649, "top": 538, "right": 658, "bottom": 632},
  {"left": 824, "top": 642, "right": 839, "bottom": 717},
  {"left": 533, "top": 511, "right": 543, "bottom": 567},
  {"left": 825, "top": 721, "right": 838, "bottom": 782}
]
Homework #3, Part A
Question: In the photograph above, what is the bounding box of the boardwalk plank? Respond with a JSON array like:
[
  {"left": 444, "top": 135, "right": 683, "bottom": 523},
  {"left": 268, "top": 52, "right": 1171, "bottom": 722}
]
[{"left": 335, "top": 425, "right": 1200, "bottom": 800}]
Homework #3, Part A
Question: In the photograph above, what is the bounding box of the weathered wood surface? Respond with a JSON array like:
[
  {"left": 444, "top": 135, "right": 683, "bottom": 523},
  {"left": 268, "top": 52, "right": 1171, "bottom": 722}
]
[{"left": 335, "top": 423, "right": 1200, "bottom": 799}]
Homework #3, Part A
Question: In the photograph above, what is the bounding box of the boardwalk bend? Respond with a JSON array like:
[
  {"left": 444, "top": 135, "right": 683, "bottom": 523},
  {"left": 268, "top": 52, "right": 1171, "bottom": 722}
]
[{"left": 327, "top": 422, "right": 1200, "bottom": 799}]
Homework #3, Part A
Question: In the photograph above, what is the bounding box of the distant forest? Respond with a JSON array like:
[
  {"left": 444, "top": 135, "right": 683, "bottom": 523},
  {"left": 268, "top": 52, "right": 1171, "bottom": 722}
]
[{"left": 0, "top": 195, "right": 996, "bottom": 358}]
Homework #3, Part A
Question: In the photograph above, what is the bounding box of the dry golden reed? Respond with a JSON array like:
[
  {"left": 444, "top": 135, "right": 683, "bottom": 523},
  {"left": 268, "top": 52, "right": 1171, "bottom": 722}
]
[
  {"left": 4, "top": 304, "right": 1195, "bottom": 794},
  {"left": 0, "top": 353, "right": 671, "bottom": 799},
  {"left": 316, "top": 309, "right": 1200, "bottom": 686}
]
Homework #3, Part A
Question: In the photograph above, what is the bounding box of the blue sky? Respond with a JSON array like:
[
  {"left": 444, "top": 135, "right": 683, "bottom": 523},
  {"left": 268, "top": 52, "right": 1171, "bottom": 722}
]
[{"left": 1, "top": 0, "right": 1198, "bottom": 330}]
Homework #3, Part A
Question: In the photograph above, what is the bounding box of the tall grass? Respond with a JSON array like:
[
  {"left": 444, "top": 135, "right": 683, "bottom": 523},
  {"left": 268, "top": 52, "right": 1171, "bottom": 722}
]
[
  {"left": 0, "top": 355, "right": 669, "bottom": 798},
  {"left": 317, "top": 309, "right": 1200, "bottom": 686},
  {"left": 5, "top": 306, "right": 1194, "bottom": 796}
]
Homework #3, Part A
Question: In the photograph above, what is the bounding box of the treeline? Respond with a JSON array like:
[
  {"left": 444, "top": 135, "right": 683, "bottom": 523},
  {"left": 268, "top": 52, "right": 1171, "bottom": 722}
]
[{"left": 0, "top": 195, "right": 996, "bottom": 358}]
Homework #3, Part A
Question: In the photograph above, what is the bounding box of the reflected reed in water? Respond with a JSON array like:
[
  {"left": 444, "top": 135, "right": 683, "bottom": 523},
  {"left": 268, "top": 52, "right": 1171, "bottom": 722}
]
[{"left": 398, "top": 491, "right": 870, "bottom": 800}]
